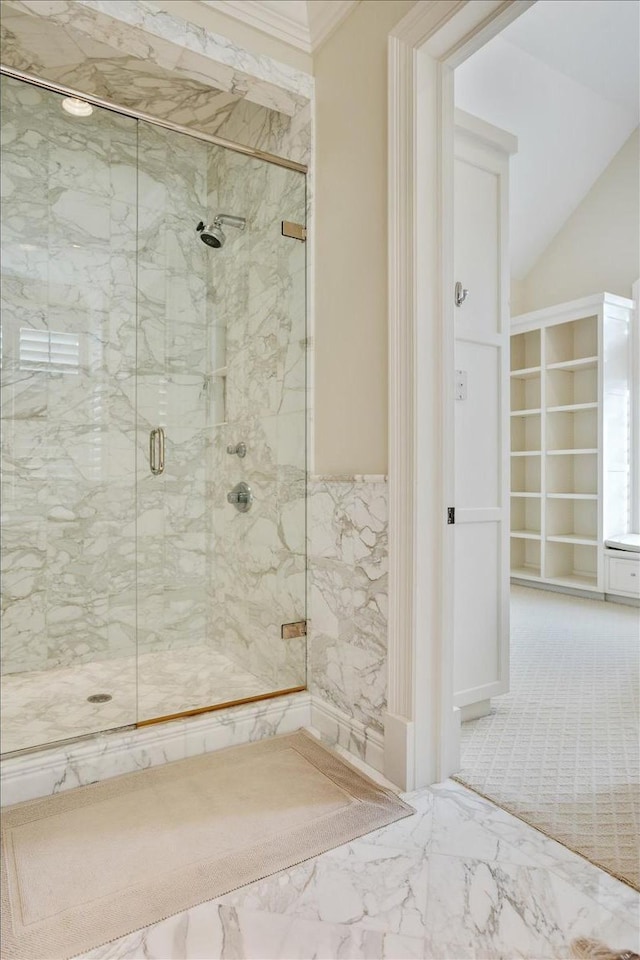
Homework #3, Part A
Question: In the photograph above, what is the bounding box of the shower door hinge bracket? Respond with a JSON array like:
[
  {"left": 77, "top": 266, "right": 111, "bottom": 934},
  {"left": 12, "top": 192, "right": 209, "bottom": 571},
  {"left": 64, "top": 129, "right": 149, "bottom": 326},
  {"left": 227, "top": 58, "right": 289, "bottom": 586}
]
[
  {"left": 447, "top": 507, "right": 455, "bottom": 524},
  {"left": 281, "top": 620, "right": 307, "bottom": 639},
  {"left": 281, "top": 221, "right": 307, "bottom": 241}
]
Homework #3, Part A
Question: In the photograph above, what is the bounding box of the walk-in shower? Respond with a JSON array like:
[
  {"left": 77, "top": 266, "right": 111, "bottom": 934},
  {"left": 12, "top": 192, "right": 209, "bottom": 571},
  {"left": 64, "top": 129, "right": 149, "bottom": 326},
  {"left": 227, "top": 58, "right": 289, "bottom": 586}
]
[{"left": 0, "top": 70, "right": 308, "bottom": 755}]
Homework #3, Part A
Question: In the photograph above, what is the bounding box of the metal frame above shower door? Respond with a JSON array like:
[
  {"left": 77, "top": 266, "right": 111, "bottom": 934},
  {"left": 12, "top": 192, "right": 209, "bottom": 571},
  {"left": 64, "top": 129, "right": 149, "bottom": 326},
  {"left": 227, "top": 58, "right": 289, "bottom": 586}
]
[{"left": 0, "top": 65, "right": 308, "bottom": 174}]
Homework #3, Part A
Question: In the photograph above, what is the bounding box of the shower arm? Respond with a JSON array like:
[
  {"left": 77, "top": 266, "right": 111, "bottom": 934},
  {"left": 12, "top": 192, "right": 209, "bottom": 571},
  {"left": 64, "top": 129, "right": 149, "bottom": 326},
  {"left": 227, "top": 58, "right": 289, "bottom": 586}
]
[{"left": 214, "top": 214, "right": 246, "bottom": 231}]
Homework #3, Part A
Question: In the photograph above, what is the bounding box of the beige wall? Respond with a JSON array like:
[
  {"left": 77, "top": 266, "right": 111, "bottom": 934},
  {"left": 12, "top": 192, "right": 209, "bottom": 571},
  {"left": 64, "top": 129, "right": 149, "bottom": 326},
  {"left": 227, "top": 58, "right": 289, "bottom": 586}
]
[
  {"left": 153, "top": 0, "right": 312, "bottom": 73},
  {"left": 515, "top": 128, "right": 640, "bottom": 315},
  {"left": 313, "top": 0, "right": 415, "bottom": 475}
]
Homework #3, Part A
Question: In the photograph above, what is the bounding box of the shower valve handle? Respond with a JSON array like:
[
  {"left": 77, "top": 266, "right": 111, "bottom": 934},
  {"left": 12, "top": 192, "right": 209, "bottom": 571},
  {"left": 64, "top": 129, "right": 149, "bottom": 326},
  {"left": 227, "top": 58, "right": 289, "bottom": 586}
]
[{"left": 227, "top": 482, "right": 253, "bottom": 512}]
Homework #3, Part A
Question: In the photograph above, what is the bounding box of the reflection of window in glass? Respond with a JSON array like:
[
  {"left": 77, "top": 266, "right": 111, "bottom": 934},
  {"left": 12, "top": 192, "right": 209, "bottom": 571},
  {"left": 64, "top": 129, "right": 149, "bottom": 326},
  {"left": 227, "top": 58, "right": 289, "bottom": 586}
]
[
  {"left": 159, "top": 378, "right": 168, "bottom": 426},
  {"left": 19, "top": 329, "right": 80, "bottom": 373}
]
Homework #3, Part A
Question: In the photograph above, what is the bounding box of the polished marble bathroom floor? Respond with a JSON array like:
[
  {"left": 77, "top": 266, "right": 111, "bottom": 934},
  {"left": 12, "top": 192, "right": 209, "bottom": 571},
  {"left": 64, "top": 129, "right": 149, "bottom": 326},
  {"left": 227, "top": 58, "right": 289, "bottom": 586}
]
[
  {"left": 78, "top": 776, "right": 639, "bottom": 959},
  {"left": 1, "top": 646, "right": 272, "bottom": 754}
]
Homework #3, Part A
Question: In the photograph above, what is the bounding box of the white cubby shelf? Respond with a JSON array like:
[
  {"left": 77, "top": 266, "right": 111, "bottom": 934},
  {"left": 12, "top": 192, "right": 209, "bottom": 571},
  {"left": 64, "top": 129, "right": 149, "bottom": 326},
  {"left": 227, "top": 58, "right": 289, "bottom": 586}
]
[{"left": 510, "top": 293, "right": 634, "bottom": 594}]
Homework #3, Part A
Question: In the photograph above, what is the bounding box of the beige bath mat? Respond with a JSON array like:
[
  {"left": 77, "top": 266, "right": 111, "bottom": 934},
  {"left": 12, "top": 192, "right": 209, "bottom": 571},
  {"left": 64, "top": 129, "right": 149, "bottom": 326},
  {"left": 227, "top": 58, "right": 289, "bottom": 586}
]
[{"left": 1, "top": 730, "right": 413, "bottom": 960}]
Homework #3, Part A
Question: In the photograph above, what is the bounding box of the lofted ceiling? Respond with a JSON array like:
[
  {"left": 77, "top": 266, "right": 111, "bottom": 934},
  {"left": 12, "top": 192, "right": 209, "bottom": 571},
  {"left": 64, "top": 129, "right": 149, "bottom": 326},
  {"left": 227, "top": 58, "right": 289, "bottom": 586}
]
[
  {"left": 503, "top": 0, "right": 640, "bottom": 115},
  {"left": 199, "top": 0, "right": 359, "bottom": 53},
  {"left": 455, "top": 0, "right": 639, "bottom": 281}
]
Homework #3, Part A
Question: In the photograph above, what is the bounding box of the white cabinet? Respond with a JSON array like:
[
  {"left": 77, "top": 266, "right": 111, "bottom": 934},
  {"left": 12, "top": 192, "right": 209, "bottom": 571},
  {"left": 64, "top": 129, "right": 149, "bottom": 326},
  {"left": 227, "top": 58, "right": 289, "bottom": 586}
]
[
  {"left": 510, "top": 293, "right": 635, "bottom": 594},
  {"left": 607, "top": 556, "right": 640, "bottom": 597}
]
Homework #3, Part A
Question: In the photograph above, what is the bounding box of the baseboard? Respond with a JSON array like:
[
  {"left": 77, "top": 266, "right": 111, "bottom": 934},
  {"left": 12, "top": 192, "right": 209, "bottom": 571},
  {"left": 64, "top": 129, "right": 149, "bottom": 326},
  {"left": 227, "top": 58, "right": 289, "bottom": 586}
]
[
  {"left": 460, "top": 700, "right": 491, "bottom": 722},
  {"left": 0, "top": 691, "right": 312, "bottom": 807},
  {"left": 605, "top": 593, "right": 640, "bottom": 607},
  {"left": 309, "top": 697, "right": 385, "bottom": 775},
  {"left": 512, "top": 578, "right": 639, "bottom": 606},
  {"left": 383, "top": 711, "right": 415, "bottom": 790},
  {"left": 511, "top": 578, "right": 604, "bottom": 601}
]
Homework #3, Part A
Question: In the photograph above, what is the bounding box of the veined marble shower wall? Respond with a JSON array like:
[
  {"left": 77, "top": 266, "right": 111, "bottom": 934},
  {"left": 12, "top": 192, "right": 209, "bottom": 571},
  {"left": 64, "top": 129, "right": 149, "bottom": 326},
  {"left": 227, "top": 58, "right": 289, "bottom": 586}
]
[
  {"left": 0, "top": 73, "right": 307, "bottom": 752},
  {"left": 1, "top": 76, "right": 139, "bottom": 751},
  {"left": 207, "top": 147, "right": 307, "bottom": 694}
]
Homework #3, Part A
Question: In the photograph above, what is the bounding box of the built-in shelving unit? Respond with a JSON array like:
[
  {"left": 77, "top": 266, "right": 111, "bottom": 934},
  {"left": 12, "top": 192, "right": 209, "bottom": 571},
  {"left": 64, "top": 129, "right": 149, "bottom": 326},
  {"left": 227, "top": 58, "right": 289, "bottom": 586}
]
[{"left": 509, "top": 293, "right": 634, "bottom": 593}]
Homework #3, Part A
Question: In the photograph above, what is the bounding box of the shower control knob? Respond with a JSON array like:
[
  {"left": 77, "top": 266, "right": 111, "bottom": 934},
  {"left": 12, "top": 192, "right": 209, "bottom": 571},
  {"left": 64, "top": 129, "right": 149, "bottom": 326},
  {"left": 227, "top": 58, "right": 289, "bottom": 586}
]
[
  {"left": 227, "top": 481, "right": 253, "bottom": 512},
  {"left": 226, "top": 442, "right": 247, "bottom": 458}
]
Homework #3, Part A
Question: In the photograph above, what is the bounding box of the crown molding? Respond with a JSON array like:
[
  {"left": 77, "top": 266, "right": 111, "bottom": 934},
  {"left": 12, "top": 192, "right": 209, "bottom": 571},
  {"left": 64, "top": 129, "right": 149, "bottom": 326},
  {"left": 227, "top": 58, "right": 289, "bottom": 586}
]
[
  {"left": 309, "top": 0, "right": 360, "bottom": 51},
  {"left": 200, "top": 0, "right": 359, "bottom": 54}
]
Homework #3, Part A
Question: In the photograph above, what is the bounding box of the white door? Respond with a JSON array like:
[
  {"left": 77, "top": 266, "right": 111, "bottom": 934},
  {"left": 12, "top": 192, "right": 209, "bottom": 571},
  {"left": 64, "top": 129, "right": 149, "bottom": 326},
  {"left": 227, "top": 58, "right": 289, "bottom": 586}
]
[{"left": 452, "top": 112, "right": 514, "bottom": 711}]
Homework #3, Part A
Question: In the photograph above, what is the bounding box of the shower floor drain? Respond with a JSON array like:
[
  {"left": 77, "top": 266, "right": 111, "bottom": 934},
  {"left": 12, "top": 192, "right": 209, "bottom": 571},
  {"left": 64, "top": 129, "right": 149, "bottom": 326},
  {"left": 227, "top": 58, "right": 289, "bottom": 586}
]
[{"left": 87, "top": 693, "right": 112, "bottom": 703}]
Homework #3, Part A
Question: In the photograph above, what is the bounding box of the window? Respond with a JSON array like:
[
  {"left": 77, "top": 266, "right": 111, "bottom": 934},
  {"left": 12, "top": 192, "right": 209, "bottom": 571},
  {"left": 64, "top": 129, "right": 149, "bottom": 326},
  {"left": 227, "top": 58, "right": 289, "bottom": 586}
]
[{"left": 19, "top": 328, "right": 80, "bottom": 374}]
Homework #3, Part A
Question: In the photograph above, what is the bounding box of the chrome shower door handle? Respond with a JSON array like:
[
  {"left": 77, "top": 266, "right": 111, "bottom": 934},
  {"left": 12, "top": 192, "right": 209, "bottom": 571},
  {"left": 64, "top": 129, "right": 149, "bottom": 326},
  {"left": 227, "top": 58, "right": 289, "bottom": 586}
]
[{"left": 149, "top": 427, "right": 165, "bottom": 476}]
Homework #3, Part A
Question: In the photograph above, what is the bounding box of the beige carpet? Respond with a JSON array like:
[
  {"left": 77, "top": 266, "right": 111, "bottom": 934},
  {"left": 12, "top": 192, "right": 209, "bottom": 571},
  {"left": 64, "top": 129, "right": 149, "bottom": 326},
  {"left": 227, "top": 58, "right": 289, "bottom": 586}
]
[
  {"left": 457, "top": 586, "right": 640, "bottom": 889},
  {"left": 1, "top": 731, "right": 413, "bottom": 960}
]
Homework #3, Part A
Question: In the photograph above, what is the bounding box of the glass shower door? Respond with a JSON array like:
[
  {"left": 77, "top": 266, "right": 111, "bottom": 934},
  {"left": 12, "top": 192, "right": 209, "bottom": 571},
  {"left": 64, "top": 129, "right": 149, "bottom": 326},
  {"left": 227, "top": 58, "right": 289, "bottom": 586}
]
[
  {"left": 135, "top": 122, "right": 307, "bottom": 722},
  {"left": 0, "top": 77, "right": 138, "bottom": 752},
  {"left": 135, "top": 122, "right": 213, "bottom": 721},
  {"left": 1, "top": 73, "right": 307, "bottom": 748},
  {"left": 210, "top": 147, "right": 307, "bottom": 703}
]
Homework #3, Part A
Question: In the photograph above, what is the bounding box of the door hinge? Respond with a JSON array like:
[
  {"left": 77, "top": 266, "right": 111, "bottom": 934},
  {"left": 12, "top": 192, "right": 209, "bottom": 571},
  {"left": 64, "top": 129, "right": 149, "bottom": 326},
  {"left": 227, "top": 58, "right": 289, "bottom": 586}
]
[
  {"left": 281, "top": 220, "right": 306, "bottom": 241},
  {"left": 447, "top": 507, "right": 455, "bottom": 524},
  {"left": 281, "top": 620, "right": 307, "bottom": 639}
]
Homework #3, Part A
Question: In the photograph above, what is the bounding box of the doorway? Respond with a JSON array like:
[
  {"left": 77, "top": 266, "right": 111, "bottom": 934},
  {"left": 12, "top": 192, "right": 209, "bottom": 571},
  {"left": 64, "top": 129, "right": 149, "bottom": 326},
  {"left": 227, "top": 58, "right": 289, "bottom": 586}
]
[
  {"left": 386, "top": 0, "right": 639, "bottom": 891},
  {"left": 450, "top": 1, "right": 640, "bottom": 889}
]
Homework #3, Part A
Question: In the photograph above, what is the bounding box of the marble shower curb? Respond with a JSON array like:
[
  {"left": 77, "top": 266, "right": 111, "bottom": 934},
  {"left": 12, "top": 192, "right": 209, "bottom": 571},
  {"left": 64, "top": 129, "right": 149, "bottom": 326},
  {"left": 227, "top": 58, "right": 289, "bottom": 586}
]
[
  {"left": 0, "top": 692, "right": 312, "bottom": 806},
  {"left": 0, "top": 693, "right": 389, "bottom": 806}
]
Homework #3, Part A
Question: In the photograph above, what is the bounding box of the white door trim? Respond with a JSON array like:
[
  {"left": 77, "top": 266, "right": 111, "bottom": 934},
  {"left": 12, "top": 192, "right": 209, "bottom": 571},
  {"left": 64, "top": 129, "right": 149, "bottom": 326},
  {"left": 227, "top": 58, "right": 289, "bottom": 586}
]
[
  {"left": 385, "top": 0, "right": 534, "bottom": 790},
  {"left": 631, "top": 279, "right": 640, "bottom": 533}
]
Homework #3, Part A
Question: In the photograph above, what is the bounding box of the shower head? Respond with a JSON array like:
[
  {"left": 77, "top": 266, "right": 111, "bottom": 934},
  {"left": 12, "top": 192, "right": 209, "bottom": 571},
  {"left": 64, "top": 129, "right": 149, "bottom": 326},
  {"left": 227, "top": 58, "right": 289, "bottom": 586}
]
[
  {"left": 197, "top": 221, "right": 224, "bottom": 247},
  {"left": 196, "top": 214, "right": 246, "bottom": 249}
]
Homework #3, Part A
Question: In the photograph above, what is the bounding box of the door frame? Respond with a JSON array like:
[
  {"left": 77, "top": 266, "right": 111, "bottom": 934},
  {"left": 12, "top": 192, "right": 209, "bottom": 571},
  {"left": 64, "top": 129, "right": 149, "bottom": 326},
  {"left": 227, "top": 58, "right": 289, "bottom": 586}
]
[{"left": 385, "top": 0, "right": 534, "bottom": 790}]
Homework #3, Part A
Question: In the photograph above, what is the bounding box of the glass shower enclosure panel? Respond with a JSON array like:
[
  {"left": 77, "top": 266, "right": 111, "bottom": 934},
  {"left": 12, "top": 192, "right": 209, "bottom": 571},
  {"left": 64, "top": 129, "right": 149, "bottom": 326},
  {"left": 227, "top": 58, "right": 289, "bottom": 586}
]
[
  {"left": 0, "top": 72, "right": 307, "bottom": 750},
  {"left": 135, "top": 123, "right": 307, "bottom": 721},
  {"left": 135, "top": 122, "right": 216, "bottom": 720},
  {"left": 210, "top": 146, "right": 307, "bottom": 706},
  {"left": 0, "top": 77, "right": 138, "bottom": 752}
]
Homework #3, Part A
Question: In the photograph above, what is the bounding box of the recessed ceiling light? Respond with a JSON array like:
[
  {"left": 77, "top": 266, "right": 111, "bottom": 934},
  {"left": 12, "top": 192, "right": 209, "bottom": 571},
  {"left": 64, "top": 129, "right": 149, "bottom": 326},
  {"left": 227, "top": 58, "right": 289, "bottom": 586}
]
[{"left": 61, "top": 97, "right": 93, "bottom": 118}]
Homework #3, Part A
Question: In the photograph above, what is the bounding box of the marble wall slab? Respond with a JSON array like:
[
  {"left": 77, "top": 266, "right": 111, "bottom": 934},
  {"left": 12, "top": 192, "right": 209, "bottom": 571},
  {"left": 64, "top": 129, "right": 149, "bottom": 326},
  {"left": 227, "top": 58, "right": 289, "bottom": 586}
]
[
  {"left": 1, "top": 76, "right": 139, "bottom": 678},
  {"left": 75, "top": 0, "right": 313, "bottom": 102},
  {"left": 1, "top": 1, "right": 312, "bottom": 164},
  {"left": 206, "top": 145, "right": 307, "bottom": 692},
  {"left": 308, "top": 477, "right": 389, "bottom": 741}
]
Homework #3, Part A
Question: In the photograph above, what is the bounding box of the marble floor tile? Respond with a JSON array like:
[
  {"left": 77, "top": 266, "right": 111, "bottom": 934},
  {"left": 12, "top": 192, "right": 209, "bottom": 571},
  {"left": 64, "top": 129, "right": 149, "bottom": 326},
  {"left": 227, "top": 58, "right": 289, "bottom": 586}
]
[
  {"left": 423, "top": 854, "right": 637, "bottom": 959},
  {"left": 78, "top": 778, "right": 640, "bottom": 960},
  {"left": 82, "top": 904, "right": 435, "bottom": 960},
  {"left": 428, "top": 780, "right": 640, "bottom": 927}
]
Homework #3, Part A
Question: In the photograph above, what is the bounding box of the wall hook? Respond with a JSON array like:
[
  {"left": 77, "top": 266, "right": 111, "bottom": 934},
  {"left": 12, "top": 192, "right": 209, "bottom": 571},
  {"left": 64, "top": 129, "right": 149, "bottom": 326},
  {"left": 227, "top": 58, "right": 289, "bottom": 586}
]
[{"left": 455, "top": 281, "right": 469, "bottom": 307}]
